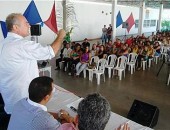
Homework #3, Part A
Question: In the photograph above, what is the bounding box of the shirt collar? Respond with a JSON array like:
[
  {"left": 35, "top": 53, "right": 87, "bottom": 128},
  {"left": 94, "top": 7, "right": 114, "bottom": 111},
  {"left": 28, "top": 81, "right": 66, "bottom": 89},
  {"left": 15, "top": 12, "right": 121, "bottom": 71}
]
[
  {"left": 7, "top": 32, "right": 24, "bottom": 39},
  {"left": 27, "top": 98, "right": 47, "bottom": 111}
]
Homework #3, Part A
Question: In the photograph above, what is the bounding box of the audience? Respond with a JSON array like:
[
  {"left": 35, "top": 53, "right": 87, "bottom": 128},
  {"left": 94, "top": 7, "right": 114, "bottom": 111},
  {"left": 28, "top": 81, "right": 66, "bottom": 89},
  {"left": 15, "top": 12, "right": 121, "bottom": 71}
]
[{"left": 56, "top": 30, "right": 170, "bottom": 76}]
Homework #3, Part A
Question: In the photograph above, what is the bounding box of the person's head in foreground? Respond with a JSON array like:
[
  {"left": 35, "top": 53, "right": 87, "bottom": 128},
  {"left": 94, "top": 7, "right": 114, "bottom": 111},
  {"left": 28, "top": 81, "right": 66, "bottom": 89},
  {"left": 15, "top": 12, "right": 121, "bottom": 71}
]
[
  {"left": 7, "top": 76, "right": 60, "bottom": 130},
  {"left": 28, "top": 76, "right": 54, "bottom": 105},
  {"left": 76, "top": 93, "right": 111, "bottom": 130}
]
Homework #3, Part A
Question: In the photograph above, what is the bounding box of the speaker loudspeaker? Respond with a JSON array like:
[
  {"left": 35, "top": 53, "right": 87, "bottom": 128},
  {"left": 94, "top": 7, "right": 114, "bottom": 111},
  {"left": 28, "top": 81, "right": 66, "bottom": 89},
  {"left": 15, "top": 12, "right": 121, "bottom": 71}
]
[
  {"left": 122, "top": 22, "right": 129, "bottom": 28},
  {"left": 30, "top": 25, "right": 41, "bottom": 36},
  {"left": 127, "top": 100, "right": 159, "bottom": 128}
]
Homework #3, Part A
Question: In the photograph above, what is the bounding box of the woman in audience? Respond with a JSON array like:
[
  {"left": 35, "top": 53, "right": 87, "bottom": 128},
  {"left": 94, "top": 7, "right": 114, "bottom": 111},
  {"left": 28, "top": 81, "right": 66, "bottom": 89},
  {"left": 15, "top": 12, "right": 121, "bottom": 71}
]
[
  {"left": 137, "top": 45, "right": 149, "bottom": 70},
  {"left": 154, "top": 41, "right": 161, "bottom": 56},
  {"left": 91, "top": 43, "right": 98, "bottom": 57},
  {"left": 132, "top": 44, "right": 139, "bottom": 54},
  {"left": 110, "top": 44, "right": 118, "bottom": 55},
  {"left": 97, "top": 45, "right": 107, "bottom": 59},
  {"left": 117, "top": 44, "right": 129, "bottom": 57},
  {"left": 147, "top": 44, "right": 154, "bottom": 59},
  {"left": 105, "top": 40, "right": 113, "bottom": 54},
  {"left": 75, "top": 46, "right": 91, "bottom": 77},
  {"left": 68, "top": 43, "right": 81, "bottom": 76}
]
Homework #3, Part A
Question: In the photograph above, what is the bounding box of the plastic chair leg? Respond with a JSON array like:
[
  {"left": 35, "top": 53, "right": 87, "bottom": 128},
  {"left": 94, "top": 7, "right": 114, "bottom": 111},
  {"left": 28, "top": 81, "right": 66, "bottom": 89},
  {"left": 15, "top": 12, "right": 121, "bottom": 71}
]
[
  {"left": 97, "top": 74, "right": 100, "bottom": 85},
  {"left": 108, "top": 68, "right": 111, "bottom": 78}
]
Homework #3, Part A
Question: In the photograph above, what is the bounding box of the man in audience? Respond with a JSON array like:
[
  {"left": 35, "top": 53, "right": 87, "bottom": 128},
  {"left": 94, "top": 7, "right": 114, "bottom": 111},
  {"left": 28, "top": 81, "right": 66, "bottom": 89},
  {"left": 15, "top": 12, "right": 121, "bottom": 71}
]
[
  {"left": 82, "top": 38, "right": 90, "bottom": 49},
  {"left": 55, "top": 42, "right": 72, "bottom": 71},
  {"left": 8, "top": 76, "right": 72, "bottom": 130},
  {"left": 107, "top": 24, "right": 112, "bottom": 42},
  {"left": 102, "top": 25, "right": 107, "bottom": 44},
  {"left": 59, "top": 93, "right": 130, "bottom": 130},
  {"left": 0, "top": 13, "right": 65, "bottom": 115}
]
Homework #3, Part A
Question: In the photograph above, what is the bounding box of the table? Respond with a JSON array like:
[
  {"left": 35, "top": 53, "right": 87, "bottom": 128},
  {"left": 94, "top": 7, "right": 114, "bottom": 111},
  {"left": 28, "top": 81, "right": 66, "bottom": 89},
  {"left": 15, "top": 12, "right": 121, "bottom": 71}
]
[{"left": 47, "top": 85, "right": 153, "bottom": 130}]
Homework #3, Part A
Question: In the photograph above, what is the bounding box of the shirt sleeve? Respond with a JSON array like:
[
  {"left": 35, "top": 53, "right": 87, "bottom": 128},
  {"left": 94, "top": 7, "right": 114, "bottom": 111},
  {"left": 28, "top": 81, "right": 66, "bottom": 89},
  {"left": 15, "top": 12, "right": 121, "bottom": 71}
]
[
  {"left": 19, "top": 40, "right": 55, "bottom": 60},
  {"left": 32, "top": 112, "right": 61, "bottom": 130}
]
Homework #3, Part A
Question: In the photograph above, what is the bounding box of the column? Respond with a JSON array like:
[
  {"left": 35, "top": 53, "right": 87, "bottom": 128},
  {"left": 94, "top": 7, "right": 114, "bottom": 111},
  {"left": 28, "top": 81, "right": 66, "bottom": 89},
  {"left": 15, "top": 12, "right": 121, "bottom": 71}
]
[
  {"left": 158, "top": 3, "right": 163, "bottom": 31},
  {"left": 111, "top": 0, "right": 117, "bottom": 41},
  {"left": 138, "top": 0, "right": 145, "bottom": 35}
]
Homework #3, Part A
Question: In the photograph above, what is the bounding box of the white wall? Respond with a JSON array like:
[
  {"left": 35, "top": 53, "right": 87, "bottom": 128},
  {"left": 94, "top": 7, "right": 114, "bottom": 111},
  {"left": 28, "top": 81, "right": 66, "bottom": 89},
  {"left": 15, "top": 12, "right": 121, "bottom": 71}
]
[
  {"left": 0, "top": 0, "right": 63, "bottom": 46},
  {"left": 0, "top": 0, "right": 160, "bottom": 44},
  {"left": 162, "top": 9, "right": 170, "bottom": 20},
  {"left": 115, "top": 5, "right": 139, "bottom": 36},
  {"left": 71, "top": 1, "right": 159, "bottom": 41}
]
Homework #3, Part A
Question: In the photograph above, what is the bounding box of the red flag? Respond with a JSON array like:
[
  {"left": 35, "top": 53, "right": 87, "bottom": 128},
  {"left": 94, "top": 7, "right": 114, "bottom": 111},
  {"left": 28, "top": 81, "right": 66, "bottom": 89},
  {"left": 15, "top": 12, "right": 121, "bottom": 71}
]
[
  {"left": 126, "top": 13, "right": 135, "bottom": 33},
  {"left": 44, "top": 2, "right": 58, "bottom": 33}
]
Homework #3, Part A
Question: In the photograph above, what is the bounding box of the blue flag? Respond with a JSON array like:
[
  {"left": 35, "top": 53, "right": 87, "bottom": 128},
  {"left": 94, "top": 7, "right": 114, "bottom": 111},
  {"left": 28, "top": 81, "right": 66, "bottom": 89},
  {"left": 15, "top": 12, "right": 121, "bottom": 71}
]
[
  {"left": 23, "top": 0, "right": 42, "bottom": 25},
  {"left": 116, "top": 11, "right": 123, "bottom": 28},
  {"left": 0, "top": 21, "right": 8, "bottom": 38}
]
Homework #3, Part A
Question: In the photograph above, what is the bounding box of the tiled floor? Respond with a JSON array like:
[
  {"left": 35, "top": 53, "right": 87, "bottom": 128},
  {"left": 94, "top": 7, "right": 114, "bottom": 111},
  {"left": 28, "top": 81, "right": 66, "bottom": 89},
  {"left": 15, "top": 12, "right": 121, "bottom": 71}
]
[{"left": 43, "top": 53, "right": 170, "bottom": 130}]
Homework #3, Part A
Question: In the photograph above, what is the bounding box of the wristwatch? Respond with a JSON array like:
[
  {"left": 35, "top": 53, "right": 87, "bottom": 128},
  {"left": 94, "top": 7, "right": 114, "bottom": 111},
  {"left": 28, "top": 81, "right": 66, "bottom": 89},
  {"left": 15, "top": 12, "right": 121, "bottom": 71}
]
[{"left": 58, "top": 112, "right": 64, "bottom": 119}]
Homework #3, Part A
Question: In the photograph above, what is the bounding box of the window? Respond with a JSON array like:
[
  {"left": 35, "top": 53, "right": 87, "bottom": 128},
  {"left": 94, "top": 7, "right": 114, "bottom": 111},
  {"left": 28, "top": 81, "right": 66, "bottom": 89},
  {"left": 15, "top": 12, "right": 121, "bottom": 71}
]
[
  {"left": 143, "top": 20, "right": 150, "bottom": 27},
  {"left": 150, "top": 20, "right": 156, "bottom": 27},
  {"left": 135, "top": 20, "right": 139, "bottom": 28},
  {"left": 145, "top": 10, "right": 149, "bottom": 19}
]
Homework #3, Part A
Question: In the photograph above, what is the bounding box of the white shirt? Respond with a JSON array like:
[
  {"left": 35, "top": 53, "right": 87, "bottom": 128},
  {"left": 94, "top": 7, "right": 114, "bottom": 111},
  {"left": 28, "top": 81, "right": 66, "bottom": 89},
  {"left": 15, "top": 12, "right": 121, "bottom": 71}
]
[
  {"left": 27, "top": 98, "right": 47, "bottom": 111},
  {"left": 0, "top": 32, "right": 55, "bottom": 114},
  {"left": 63, "top": 48, "right": 72, "bottom": 58}
]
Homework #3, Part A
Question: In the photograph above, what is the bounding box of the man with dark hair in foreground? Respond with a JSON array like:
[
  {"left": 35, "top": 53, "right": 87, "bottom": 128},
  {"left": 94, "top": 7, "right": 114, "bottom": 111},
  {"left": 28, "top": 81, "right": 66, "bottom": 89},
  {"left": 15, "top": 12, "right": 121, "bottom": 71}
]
[{"left": 8, "top": 76, "right": 71, "bottom": 130}]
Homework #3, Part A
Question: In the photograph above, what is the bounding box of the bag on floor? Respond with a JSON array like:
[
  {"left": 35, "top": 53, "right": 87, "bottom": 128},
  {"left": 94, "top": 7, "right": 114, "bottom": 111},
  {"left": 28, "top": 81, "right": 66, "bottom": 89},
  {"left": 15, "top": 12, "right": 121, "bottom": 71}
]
[{"left": 88, "top": 62, "right": 96, "bottom": 69}]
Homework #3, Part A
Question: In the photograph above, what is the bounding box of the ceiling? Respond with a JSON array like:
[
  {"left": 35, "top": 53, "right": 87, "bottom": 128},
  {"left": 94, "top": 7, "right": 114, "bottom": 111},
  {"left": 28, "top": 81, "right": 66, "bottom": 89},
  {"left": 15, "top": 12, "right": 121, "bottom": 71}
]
[{"left": 78, "top": 0, "right": 170, "bottom": 9}]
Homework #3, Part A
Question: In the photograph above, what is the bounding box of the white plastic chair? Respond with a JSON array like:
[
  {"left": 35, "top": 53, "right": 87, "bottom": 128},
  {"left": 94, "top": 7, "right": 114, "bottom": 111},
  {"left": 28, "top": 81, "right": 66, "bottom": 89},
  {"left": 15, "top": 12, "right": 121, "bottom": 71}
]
[
  {"left": 148, "top": 58, "right": 153, "bottom": 68},
  {"left": 113, "top": 56, "right": 127, "bottom": 80},
  {"left": 160, "top": 46, "right": 168, "bottom": 60},
  {"left": 83, "top": 56, "right": 99, "bottom": 80},
  {"left": 39, "top": 66, "right": 51, "bottom": 77},
  {"left": 153, "top": 50, "right": 160, "bottom": 65},
  {"left": 105, "top": 54, "right": 117, "bottom": 78},
  {"left": 142, "top": 60, "right": 147, "bottom": 70},
  {"left": 91, "top": 59, "right": 106, "bottom": 85},
  {"left": 167, "top": 73, "right": 170, "bottom": 85},
  {"left": 127, "top": 53, "right": 138, "bottom": 74}
]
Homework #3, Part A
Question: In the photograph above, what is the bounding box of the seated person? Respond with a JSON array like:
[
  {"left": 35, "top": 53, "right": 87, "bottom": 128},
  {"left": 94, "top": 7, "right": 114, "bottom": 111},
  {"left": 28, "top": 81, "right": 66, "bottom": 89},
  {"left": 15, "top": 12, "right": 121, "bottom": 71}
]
[
  {"left": 91, "top": 43, "right": 98, "bottom": 57},
  {"left": 132, "top": 44, "right": 139, "bottom": 54},
  {"left": 68, "top": 43, "right": 81, "bottom": 76},
  {"left": 82, "top": 38, "right": 90, "bottom": 49},
  {"left": 97, "top": 45, "right": 107, "bottom": 59},
  {"left": 154, "top": 41, "right": 161, "bottom": 56},
  {"left": 59, "top": 93, "right": 130, "bottom": 130},
  {"left": 110, "top": 44, "right": 118, "bottom": 55},
  {"left": 56, "top": 43, "right": 72, "bottom": 71},
  {"left": 8, "top": 76, "right": 72, "bottom": 130},
  {"left": 114, "top": 39, "right": 122, "bottom": 49},
  {"left": 76, "top": 46, "right": 91, "bottom": 76},
  {"left": 105, "top": 40, "right": 113, "bottom": 54},
  {"left": 147, "top": 45, "right": 154, "bottom": 59},
  {"left": 137, "top": 46, "right": 148, "bottom": 70},
  {"left": 117, "top": 44, "right": 129, "bottom": 57}
]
